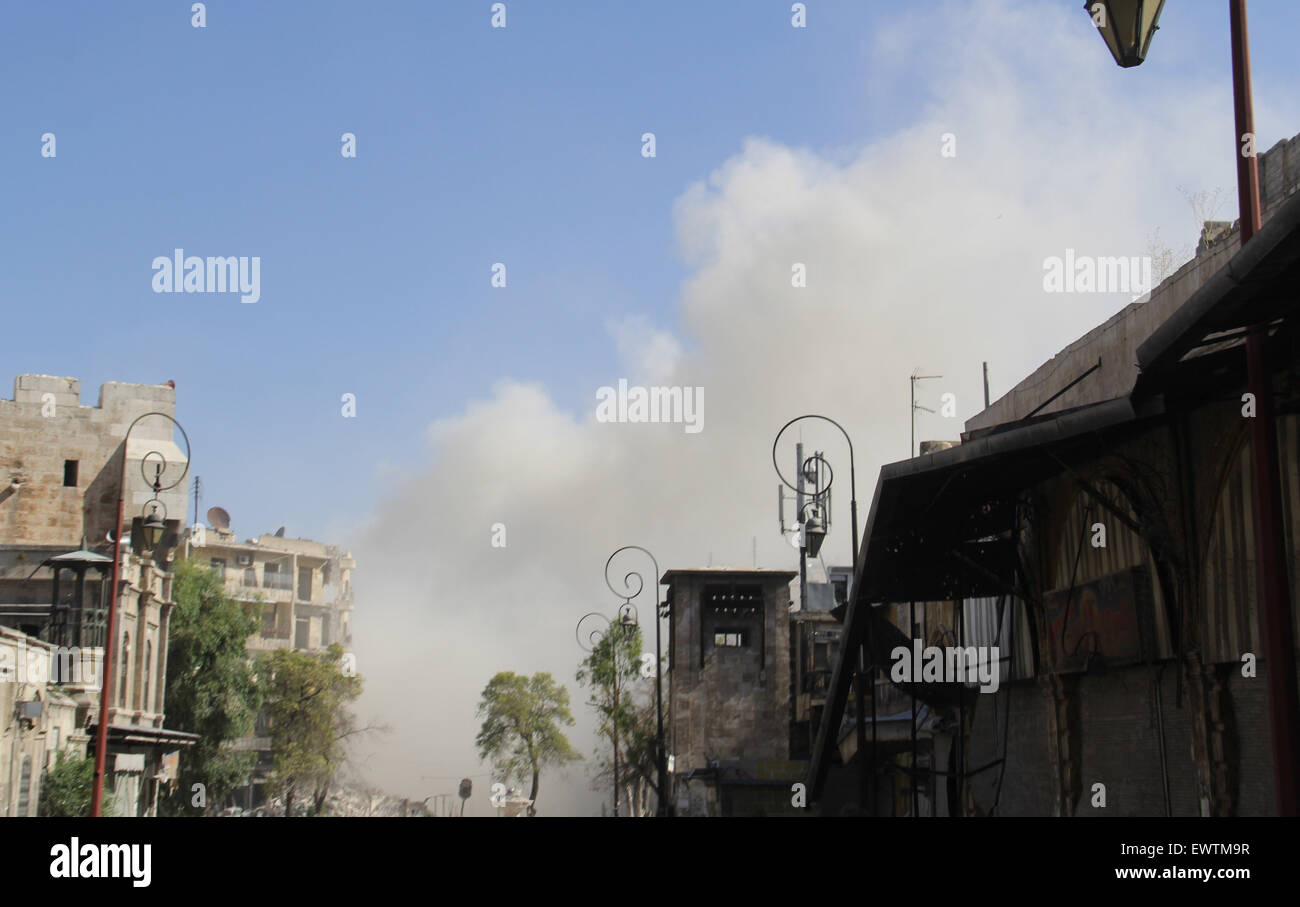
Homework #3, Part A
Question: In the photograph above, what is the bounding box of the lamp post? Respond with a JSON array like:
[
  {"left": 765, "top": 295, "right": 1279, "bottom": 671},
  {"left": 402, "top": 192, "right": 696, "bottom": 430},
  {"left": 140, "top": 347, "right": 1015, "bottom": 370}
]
[
  {"left": 576, "top": 601, "right": 638, "bottom": 817},
  {"left": 604, "top": 546, "right": 669, "bottom": 816},
  {"left": 1084, "top": 0, "right": 1300, "bottom": 817},
  {"left": 773, "top": 415, "right": 870, "bottom": 813},
  {"left": 91, "top": 412, "right": 190, "bottom": 817}
]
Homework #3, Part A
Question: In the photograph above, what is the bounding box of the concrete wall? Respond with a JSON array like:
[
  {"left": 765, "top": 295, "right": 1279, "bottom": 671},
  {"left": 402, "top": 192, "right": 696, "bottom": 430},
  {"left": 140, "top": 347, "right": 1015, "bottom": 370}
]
[{"left": 966, "top": 132, "right": 1300, "bottom": 434}]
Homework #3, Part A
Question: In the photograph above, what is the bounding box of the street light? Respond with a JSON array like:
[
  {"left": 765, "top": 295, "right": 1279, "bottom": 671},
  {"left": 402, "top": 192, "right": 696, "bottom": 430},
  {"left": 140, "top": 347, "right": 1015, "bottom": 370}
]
[
  {"left": 91, "top": 412, "right": 190, "bottom": 817},
  {"left": 141, "top": 501, "right": 167, "bottom": 552},
  {"left": 576, "top": 602, "right": 639, "bottom": 817},
  {"left": 1084, "top": 0, "right": 1300, "bottom": 818},
  {"left": 1085, "top": 0, "right": 1165, "bottom": 68},
  {"left": 773, "top": 415, "right": 873, "bottom": 814},
  {"left": 604, "top": 546, "right": 669, "bottom": 816}
]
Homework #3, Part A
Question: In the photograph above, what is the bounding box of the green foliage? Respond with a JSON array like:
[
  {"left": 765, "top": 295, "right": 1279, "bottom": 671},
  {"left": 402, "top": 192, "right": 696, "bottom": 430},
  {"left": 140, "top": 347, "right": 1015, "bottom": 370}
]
[
  {"left": 39, "top": 750, "right": 94, "bottom": 817},
  {"left": 474, "top": 671, "right": 581, "bottom": 815},
  {"left": 160, "top": 559, "right": 262, "bottom": 816},
  {"left": 261, "top": 643, "right": 363, "bottom": 816},
  {"left": 576, "top": 625, "right": 661, "bottom": 806},
  {"left": 576, "top": 625, "right": 643, "bottom": 755}
]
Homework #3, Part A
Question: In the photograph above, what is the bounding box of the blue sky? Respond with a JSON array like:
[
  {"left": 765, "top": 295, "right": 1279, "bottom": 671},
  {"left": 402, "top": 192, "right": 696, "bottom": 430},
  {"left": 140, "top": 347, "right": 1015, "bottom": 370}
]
[
  {"left": 3, "top": 1, "right": 1294, "bottom": 541},
  {"left": 4, "top": 1, "right": 1299, "bottom": 812}
]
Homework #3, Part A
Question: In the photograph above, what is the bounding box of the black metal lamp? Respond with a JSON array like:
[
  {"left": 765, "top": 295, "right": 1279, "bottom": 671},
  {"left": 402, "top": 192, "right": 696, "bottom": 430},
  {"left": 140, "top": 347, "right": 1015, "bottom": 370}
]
[
  {"left": 141, "top": 502, "right": 167, "bottom": 551},
  {"left": 1085, "top": 0, "right": 1165, "bottom": 68}
]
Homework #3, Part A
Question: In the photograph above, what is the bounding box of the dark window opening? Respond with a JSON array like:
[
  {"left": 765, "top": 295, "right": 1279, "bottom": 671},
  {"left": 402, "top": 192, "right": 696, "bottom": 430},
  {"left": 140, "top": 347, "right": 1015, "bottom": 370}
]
[
  {"left": 210, "top": 558, "right": 226, "bottom": 580},
  {"left": 261, "top": 604, "right": 279, "bottom": 638},
  {"left": 832, "top": 578, "right": 848, "bottom": 605},
  {"left": 63, "top": 460, "right": 78, "bottom": 487},
  {"left": 298, "top": 566, "right": 312, "bottom": 600}
]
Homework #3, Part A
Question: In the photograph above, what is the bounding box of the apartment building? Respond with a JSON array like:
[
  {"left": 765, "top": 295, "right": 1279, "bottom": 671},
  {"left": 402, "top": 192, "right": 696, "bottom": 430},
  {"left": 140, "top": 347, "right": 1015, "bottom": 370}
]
[{"left": 184, "top": 521, "right": 355, "bottom": 808}]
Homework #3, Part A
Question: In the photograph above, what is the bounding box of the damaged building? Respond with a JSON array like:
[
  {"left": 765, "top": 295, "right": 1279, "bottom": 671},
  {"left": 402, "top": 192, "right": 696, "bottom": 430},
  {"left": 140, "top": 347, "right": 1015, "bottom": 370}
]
[{"left": 809, "top": 132, "right": 1300, "bottom": 816}]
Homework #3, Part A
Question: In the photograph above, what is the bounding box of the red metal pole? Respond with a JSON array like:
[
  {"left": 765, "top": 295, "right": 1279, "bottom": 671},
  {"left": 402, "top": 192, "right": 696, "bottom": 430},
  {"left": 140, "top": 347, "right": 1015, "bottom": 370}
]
[
  {"left": 91, "top": 494, "right": 124, "bottom": 817},
  {"left": 1231, "top": 0, "right": 1300, "bottom": 816}
]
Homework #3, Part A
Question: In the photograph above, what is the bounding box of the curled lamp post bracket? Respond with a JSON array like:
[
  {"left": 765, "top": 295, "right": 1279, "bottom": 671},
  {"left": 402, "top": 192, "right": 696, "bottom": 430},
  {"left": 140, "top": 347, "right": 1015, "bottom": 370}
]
[
  {"left": 126, "top": 411, "right": 192, "bottom": 494},
  {"left": 772, "top": 414, "right": 853, "bottom": 501}
]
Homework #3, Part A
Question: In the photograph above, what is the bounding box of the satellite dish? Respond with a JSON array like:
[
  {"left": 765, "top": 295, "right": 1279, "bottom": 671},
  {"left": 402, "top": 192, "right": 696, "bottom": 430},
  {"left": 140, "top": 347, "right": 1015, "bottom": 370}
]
[
  {"left": 274, "top": 527, "right": 285, "bottom": 537},
  {"left": 207, "top": 506, "right": 231, "bottom": 530}
]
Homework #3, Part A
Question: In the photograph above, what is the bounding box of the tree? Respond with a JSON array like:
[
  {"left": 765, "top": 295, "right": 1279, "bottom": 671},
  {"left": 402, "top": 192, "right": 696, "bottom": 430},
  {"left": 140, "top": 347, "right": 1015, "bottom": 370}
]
[
  {"left": 39, "top": 750, "right": 94, "bottom": 817},
  {"left": 160, "top": 559, "right": 262, "bottom": 816},
  {"left": 474, "top": 671, "right": 581, "bottom": 816},
  {"left": 576, "top": 624, "right": 659, "bottom": 816},
  {"left": 260, "top": 644, "right": 363, "bottom": 817},
  {"left": 586, "top": 696, "right": 663, "bottom": 817}
]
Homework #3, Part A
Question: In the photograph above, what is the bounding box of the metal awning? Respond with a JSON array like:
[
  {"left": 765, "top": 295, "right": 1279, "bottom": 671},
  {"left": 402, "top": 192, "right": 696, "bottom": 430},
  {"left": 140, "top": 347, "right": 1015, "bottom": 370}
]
[
  {"left": 1136, "top": 188, "right": 1300, "bottom": 390},
  {"left": 808, "top": 396, "right": 1164, "bottom": 796},
  {"left": 808, "top": 187, "right": 1300, "bottom": 799}
]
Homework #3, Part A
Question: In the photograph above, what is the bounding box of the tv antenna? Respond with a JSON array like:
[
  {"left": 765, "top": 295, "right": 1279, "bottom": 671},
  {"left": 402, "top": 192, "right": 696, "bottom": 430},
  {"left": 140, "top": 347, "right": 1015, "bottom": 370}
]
[{"left": 910, "top": 369, "right": 942, "bottom": 458}]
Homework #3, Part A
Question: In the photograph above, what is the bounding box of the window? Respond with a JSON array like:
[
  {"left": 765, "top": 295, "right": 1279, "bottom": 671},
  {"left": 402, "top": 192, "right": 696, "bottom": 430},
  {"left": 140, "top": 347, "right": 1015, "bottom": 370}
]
[
  {"left": 17, "top": 757, "right": 32, "bottom": 816},
  {"left": 264, "top": 561, "right": 292, "bottom": 590},
  {"left": 119, "top": 632, "right": 130, "bottom": 707},
  {"left": 713, "top": 628, "right": 747, "bottom": 648},
  {"left": 143, "top": 641, "right": 152, "bottom": 712},
  {"left": 261, "top": 604, "right": 279, "bottom": 637},
  {"left": 62, "top": 460, "right": 78, "bottom": 487},
  {"left": 832, "top": 578, "right": 848, "bottom": 605},
  {"left": 298, "top": 566, "right": 313, "bottom": 600},
  {"left": 210, "top": 558, "right": 226, "bottom": 580}
]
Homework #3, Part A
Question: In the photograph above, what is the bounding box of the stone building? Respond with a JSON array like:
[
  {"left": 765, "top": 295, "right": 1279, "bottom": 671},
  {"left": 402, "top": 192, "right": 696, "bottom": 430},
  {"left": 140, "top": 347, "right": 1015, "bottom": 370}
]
[
  {"left": 0, "top": 374, "right": 197, "bottom": 816},
  {"left": 183, "top": 522, "right": 355, "bottom": 809},
  {"left": 662, "top": 567, "right": 799, "bottom": 816},
  {"left": 809, "top": 132, "right": 1300, "bottom": 816},
  {"left": 0, "top": 626, "right": 82, "bottom": 816}
]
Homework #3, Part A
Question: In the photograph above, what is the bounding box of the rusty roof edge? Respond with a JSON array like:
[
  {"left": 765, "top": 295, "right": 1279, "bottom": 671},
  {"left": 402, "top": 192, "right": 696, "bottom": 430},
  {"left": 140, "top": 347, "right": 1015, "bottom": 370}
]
[{"left": 1136, "top": 187, "right": 1300, "bottom": 380}]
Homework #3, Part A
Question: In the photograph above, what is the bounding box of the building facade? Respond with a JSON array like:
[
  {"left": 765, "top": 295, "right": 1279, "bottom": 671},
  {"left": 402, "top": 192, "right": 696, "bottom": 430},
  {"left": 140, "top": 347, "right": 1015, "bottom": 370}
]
[
  {"left": 662, "top": 567, "right": 800, "bottom": 816},
  {"left": 0, "top": 374, "right": 196, "bottom": 816},
  {"left": 809, "top": 132, "right": 1300, "bottom": 817},
  {"left": 184, "top": 523, "right": 355, "bottom": 809}
]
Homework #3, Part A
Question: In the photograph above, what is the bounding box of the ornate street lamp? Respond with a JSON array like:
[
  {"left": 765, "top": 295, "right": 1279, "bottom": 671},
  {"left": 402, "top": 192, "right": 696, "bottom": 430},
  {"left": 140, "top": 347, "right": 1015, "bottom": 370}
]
[
  {"left": 576, "top": 602, "right": 639, "bottom": 817},
  {"left": 91, "top": 412, "right": 190, "bottom": 817},
  {"left": 1085, "top": 0, "right": 1165, "bottom": 68},
  {"left": 141, "top": 500, "right": 168, "bottom": 552},
  {"left": 773, "top": 415, "right": 873, "bottom": 814},
  {"left": 603, "top": 546, "right": 668, "bottom": 816}
]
